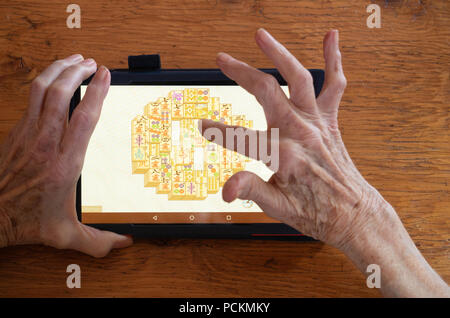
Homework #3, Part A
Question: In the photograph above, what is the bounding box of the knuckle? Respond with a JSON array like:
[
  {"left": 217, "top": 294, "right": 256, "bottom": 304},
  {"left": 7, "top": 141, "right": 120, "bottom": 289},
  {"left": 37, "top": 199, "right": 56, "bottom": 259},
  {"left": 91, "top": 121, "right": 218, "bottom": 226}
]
[
  {"left": 73, "top": 109, "right": 95, "bottom": 132},
  {"left": 257, "top": 74, "right": 278, "bottom": 94},
  {"left": 337, "top": 75, "right": 347, "bottom": 91},
  {"left": 331, "top": 74, "right": 347, "bottom": 94},
  {"left": 255, "top": 74, "right": 279, "bottom": 104},
  {"left": 297, "top": 69, "right": 313, "bottom": 87},
  {"left": 53, "top": 59, "right": 68, "bottom": 69},
  {"left": 66, "top": 63, "right": 84, "bottom": 74},
  {"left": 48, "top": 81, "right": 70, "bottom": 100},
  {"left": 31, "top": 76, "right": 48, "bottom": 93}
]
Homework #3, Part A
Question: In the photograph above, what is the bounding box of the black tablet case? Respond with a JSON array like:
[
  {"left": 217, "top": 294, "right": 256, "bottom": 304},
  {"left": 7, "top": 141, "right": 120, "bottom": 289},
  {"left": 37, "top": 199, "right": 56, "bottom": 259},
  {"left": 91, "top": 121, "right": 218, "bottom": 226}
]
[{"left": 71, "top": 54, "right": 324, "bottom": 240}]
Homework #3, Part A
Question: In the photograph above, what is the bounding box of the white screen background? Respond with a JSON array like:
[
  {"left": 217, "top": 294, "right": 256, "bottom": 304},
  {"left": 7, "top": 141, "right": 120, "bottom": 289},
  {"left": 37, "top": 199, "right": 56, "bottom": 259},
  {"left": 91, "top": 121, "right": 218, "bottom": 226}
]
[{"left": 81, "top": 85, "right": 288, "bottom": 213}]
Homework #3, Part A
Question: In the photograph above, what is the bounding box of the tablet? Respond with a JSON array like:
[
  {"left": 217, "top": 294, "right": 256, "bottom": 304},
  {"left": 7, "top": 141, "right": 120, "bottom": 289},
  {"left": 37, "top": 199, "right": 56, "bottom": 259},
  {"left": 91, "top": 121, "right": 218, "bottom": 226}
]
[{"left": 71, "top": 66, "right": 324, "bottom": 239}]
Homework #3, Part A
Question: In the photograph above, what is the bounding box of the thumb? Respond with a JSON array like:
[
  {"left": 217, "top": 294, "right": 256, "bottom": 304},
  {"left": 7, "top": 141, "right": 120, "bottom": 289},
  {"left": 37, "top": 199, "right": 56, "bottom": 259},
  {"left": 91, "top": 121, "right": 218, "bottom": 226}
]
[
  {"left": 69, "top": 223, "right": 133, "bottom": 258},
  {"left": 222, "top": 170, "right": 282, "bottom": 217}
]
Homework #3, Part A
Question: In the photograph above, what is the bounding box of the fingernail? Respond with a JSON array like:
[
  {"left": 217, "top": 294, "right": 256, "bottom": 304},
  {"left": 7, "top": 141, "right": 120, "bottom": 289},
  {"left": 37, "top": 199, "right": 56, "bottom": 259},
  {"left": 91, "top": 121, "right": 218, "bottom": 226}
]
[
  {"left": 333, "top": 29, "right": 339, "bottom": 42},
  {"left": 81, "top": 58, "right": 95, "bottom": 65},
  {"left": 257, "top": 28, "right": 268, "bottom": 36},
  {"left": 96, "top": 66, "right": 110, "bottom": 85},
  {"left": 256, "top": 28, "right": 270, "bottom": 44},
  {"left": 97, "top": 65, "right": 107, "bottom": 77},
  {"left": 217, "top": 52, "right": 232, "bottom": 64},
  {"left": 67, "top": 54, "right": 83, "bottom": 62},
  {"left": 104, "top": 66, "right": 110, "bottom": 80}
]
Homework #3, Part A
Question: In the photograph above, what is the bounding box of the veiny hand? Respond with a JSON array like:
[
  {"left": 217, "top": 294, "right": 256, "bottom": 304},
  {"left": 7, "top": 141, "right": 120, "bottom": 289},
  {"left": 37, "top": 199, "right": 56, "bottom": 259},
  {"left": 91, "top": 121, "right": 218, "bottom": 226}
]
[
  {"left": 200, "top": 29, "right": 389, "bottom": 250},
  {"left": 0, "top": 55, "right": 132, "bottom": 257},
  {"left": 201, "top": 28, "right": 449, "bottom": 298}
]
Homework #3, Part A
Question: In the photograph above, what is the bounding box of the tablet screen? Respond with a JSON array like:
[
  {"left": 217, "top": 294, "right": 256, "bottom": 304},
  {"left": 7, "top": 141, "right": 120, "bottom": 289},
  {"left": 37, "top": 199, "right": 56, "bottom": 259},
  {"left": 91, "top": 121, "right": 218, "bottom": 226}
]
[{"left": 80, "top": 85, "right": 287, "bottom": 224}]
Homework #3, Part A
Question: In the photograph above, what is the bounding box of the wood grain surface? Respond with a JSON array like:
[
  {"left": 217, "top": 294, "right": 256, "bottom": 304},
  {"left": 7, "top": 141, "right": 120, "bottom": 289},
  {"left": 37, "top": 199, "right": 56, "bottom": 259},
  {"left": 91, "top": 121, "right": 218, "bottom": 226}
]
[{"left": 0, "top": 0, "right": 448, "bottom": 297}]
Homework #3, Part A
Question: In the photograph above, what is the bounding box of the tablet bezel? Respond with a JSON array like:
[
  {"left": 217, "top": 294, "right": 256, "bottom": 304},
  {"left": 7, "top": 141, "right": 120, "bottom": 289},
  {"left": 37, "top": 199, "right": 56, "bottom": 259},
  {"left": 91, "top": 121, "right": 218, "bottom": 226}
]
[{"left": 70, "top": 68, "right": 324, "bottom": 239}]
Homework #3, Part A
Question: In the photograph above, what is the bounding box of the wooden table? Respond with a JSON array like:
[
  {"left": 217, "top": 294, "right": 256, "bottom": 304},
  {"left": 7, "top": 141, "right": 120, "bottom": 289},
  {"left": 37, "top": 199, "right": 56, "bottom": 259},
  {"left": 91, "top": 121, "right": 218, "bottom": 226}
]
[{"left": 0, "top": 0, "right": 448, "bottom": 297}]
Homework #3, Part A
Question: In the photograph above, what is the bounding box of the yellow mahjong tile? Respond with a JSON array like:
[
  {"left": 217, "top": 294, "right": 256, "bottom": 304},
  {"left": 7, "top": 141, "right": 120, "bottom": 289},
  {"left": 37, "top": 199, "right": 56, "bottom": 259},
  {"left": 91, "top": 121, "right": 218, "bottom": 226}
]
[
  {"left": 196, "top": 88, "right": 209, "bottom": 104},
  {"left": 183, "top": 88, "right": 197, "bottom": 103},
  {"left": 184, "top": 182, "right": 198, "bottom": 199},
  {"left": 232, "top": 151, "right": 245, "bottom": 172},
  {"left": 219, "top": 103, "right": 232, "bottom": 124},
  {"left": 220, "top": 147, "right": 232, "bottom": 168},
  {"left": 220, "top": 168, "right": 233, "bottom": 186},
  {"left": 145, "top": 102, "right": 161, "bottom": 119},
  {"left": 207, "top": 176, "right": 219, "bottom": 194},
  {"left": 182, "top": 147, "right": 192, "bottom": 165},
  {"left": 149, "top": 143, "right": 159, "bottom": 156},
  {"left": 172, "top": 167, "right": 184, "bottom": 183},
  {"left": 182, "top": 148, "right": 192, "bottom": 165},
  {"left": 160, "top": 164, "right": 171, "bottom": 183},
  {"left": 149, "top": 156, "right": 160, "bottom": 169},
  {"left": 207, "top": 163, "right": 219, "bottom": 175},
  {"left": 132, "top": 161, "right": 149, "bottom": 174},
  {"left": 171, "top": 148, "right": 182, "bottom": 165},
  {"left": 184, "top": 169, "right": 194, "bottom": 183},
  {"left": 206, "top": 143, "right": 219, "bottom": 164},
  {"left": 187, "top": 119, "right": 196, "bottom": 134},
  {"left": 132, "top": 145, "right": 146, "bottom": 161},
  {"left": 172, "top": 103, "right": 183, "bottom": 120},
  {"left": 160, "top": 123, "right": 171, "bottom": 138},
  {"left": 156, "top": 177, "right": 171, "bottom": 194},
  {"left": 210, "top": 97, "right": 220, "bottom": 106},
  {"left": 160, "top": 103, "right": 171, "bottom": 124},
  {"left": 132, "top": 114, "right": 149, "bottom": 129},
  {"left": 160, "top": 136, "right": 171, "bottom": 152},
  {"left": 220, "top": 103, "right": 231, "bottom": 114},
  {"left": 232, "top": 115, "right": 245, "bottom": 126},
  {"left": 196, "top": 103, "right": 209, "bottom": 118},
  {"left": 149, "top": 115, "right": 162, "bottom": 132},
  {"left": 168, "top": 183, "right": 186, "bottom": 200},
  {"left": 184, "top": 104, "right": 196, "bottom": 118},
  {"left": 181, "top": 131, "right": 191, "bottom": 149},
  {"left": 196, "top": 183, "right": 208, "bottom": 199},
  {"left": 132, "top": 131, "right": 148, "bottom": 148},
  {"left": 131, "top": 118, "right": 140, "bottom": 135},
  {"left": 194, "top": 170, "right": 207, "bottom": 183},
  {"left": 170, "top": 90, "right": 183, "bottom": 105},
  {"left": 193, "top": 133, "right": 205, "bottom": 147},
  {"left": 149, "top": 131, "right": 160, "bottom": 144},
  {"left": 206, "top": 163, "right": 220, "bottom": 193},
  {"left": 132, "top": 146, "right": 149, "bottom": 173},
  {"left": 144, "top": 168, "right": 161, "bottom": 187},
  {"left": 160, "top": 97, "right": 171, "bottom": 111},
  {"left": 182, "top": 119, "right": 196, "bottom": 141},
  {"left": 160, "top": 152, "right": 170, "bottom": 166},
  {"left": 208, "top": 101, "right": 220, "bottom": 121}
]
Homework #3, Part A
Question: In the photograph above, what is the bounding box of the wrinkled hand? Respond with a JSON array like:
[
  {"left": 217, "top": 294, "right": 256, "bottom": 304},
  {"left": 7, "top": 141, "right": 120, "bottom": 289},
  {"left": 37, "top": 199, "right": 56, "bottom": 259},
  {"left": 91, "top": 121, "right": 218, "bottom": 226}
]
[
  {"left": 200, "top": 29, "right": 386, "bottom": 249},
  {"left": 0, "top": 55, "right": 132, "bottom": 257}
]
